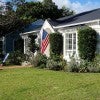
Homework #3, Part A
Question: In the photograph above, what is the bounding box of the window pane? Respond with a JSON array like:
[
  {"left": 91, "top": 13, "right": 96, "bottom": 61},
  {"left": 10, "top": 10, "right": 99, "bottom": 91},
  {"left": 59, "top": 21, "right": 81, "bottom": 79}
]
[
  {"left": 69, "top": 34, "right": 72, "bottom": 38},
  {"left": 73, "top": 33, "right": 76, "bottom": 38},
  {"left": 73, "top": 33, "right": 76, "bottom": 50},
  {"left": 69, "top": 45, "right": 72, "bottom": 50}
]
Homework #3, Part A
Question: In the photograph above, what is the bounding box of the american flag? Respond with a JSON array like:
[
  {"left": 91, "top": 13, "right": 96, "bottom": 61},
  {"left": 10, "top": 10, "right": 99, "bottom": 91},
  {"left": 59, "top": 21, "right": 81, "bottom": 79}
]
[{"left": 41, "top": 29, "right": 49, "bottom": 54}]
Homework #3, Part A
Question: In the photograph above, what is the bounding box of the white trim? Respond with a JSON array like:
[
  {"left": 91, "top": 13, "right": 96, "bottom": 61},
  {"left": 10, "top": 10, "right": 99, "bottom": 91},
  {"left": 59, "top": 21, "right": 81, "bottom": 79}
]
[
  {"left": 53, "top": 19, "right": 100, "bottom": 29},
  {"left": 21, "top": 30, "right": 40, "bottom": 36},
  {"left": 63, "top": 30, "right": 78, "bottom": 61}
]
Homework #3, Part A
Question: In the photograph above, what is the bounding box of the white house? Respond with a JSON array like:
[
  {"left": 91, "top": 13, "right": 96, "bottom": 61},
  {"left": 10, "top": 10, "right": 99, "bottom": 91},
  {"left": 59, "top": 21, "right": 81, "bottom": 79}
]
[{"left": 21, "top": 8, "right": 100, "bottom": 62}]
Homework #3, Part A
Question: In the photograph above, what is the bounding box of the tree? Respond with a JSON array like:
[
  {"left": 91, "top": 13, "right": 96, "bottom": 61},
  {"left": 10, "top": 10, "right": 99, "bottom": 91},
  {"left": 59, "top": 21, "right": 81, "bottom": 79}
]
[
  {"left": 0, "top": 11, "right": 24, "bottom": 37},
  {"left": 61, "top": 6, "right": 75, "bottom": 16},
  {"left": 42, "top": 0, "right": 62, "bottom": 19},
  {"left": 10, "top": 0, "right": 26, "bottom": 8},
  {"left": 16, "top": 2, "right": 43, "bottom": 24},
  {"left": 5, "top": 2, "right": 13, "bottom": 11},
  {"left": 43, "top": 0, "right": 52, "bottom": 4},
  {"left": 0, "top": 0, "right": 75, "bottom": 37},
  {"left": 16, "top": 0, "right": 74, "bottom": 23}
]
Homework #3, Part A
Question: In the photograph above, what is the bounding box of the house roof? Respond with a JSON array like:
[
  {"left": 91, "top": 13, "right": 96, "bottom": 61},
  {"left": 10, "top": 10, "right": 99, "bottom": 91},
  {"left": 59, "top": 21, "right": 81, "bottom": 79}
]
[
  {"left": 22, "top": 19, "right": 44, "bottom": 34},
  {"left": 48, "top": 8, "right": 100, "bottom": 27}
]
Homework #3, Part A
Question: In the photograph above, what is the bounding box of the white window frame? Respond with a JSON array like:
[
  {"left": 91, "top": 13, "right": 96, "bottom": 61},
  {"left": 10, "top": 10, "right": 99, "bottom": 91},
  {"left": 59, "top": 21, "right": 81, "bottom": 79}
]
[{"left": 64, "top": 32, "right": 77, "bottom": 57}]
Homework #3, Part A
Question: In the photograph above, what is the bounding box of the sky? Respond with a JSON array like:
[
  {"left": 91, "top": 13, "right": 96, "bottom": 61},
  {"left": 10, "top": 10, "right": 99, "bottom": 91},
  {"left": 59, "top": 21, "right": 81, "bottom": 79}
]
[{"left": 0, "top": 0, "right": 100, "bottom": 13}]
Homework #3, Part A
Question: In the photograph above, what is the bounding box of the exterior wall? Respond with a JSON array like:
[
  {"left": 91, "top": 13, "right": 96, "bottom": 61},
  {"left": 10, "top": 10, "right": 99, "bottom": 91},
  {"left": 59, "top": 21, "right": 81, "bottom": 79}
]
[
  {"left": 61, "top": 22, "right": 100, "bottom": 62},
  {"left": 38, "top": 20, "right": 100, "bottom": 61},
  {"left": 39, "top": 20, "right": 55, "bottom": 57},
  {"left": 5, "top": 31, "right": 21, "bottom": 53},
  {"left": 58, "top": 27, "right": 79, "bottom": 62}
]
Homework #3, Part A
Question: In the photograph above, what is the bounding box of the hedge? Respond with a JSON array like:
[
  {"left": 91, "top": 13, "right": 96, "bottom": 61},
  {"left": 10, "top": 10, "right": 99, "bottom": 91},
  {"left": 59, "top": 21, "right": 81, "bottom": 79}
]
[
  {"left": 49, "top": 33, "right": 63, "bottom": 56},
  {"left": 78, "top": 27, "right": 97, "bottom": 61}
]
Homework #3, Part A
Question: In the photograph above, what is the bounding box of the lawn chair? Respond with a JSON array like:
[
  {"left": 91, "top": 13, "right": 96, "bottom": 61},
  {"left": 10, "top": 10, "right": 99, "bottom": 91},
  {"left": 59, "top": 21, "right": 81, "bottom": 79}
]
[{"left": 2, "top": 53, "right": 9, "bottom": 66}]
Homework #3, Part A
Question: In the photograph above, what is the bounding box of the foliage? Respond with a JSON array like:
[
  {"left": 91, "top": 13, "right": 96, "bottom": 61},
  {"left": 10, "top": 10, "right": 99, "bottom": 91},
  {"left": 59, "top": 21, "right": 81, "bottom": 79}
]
[
  {"left": 0, "top": 11, "right": 24, "bottom": 37},
  {"left": 50, "top": 33, "right": 63, "bottom": 56},
  {"left": 0, "top": 0, "right": 74, "bottom": 37},
  {"left": 16, "top": 0, "right": 74, "bottom": 23},
  {"left": 79, "top": 57, "right": 100, "bottom": 73},
  {"left": 78, "top": 27, "right": 97, "bottom": 61},
  {"left": 4, "top": 51, "right": 28, "bottom": 65},
  {"left": 46, "top": 55, "right": 66, "bottom": 71},
  {"left": 42, "top": 0, "right": 62, "bottom": 19},
  {"left": 67, "top": 57, "right": 79, "bottom": 72},
  {"left": 61, "top": 6, "right": 75, "bottom": 16},
  {"left": 28, "top": 35, "right": 39, "bottom": 53},
  {"left": 11, "top": 0, "right": 26, "bottom": 7},
  {"left": 16, "top": 2, "right": 43, "bottom": 24},
  {"left": 67, "top": 54, "right": 100, "bottom": 73},
  {"left": 46, "top": 59, "right": 61, "bottom": 71},
  {"left": 32, "top": 52, "right": 47, "bottom": 68}
]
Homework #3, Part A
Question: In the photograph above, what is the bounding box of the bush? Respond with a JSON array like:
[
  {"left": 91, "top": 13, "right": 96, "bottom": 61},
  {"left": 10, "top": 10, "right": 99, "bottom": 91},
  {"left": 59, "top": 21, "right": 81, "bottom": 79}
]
[
  {"left": 87, "top": 55, "right": 100, "bottom": 72},
  {"left": 79, "top": 55, "right": 100, "bottom": 73},
  {"left": 32, "top": 52, "right": 47, "bottom": 68},
  {"left": 4, "top": 51, "right": 28, "bottom": 65},
  {"left": 46, "top": 59, "right": 63, "bottom": 71},
  {"left": 79, "top": 60, "right": 90, "bottom": 73},
  {"left": 46, "top": 54, "right": 66, "bottom": 71},
  {"left": 51, "top": 54, "right": 62, "bottom": 61},
  {"left": 94, "top": 54, "right": 100, "bottom": 67},
  {"left": 78, "top": 27, "right": 97, "bottom": 61},
  {"left": 49, "top": 33, "right": 63, "bottom": 56},
  {"left": 67, "top": 57, "right": 79, "bottom": 72}
]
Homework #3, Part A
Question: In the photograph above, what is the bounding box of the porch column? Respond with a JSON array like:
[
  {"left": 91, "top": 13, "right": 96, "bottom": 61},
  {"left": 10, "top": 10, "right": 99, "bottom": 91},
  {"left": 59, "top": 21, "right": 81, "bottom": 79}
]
[
  {"left": 21, "top": 35, "right": 30, "bottom": 54},
  {"left": 2, "top": 37, "right": 5, "bottom": 54},
  {"left": 0, "top": 37, "right": 5, "bottom": 54}
]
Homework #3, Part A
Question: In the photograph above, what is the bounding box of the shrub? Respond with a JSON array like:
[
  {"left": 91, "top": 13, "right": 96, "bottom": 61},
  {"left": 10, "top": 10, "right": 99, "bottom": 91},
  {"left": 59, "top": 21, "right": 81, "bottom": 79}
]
[
  {"left": 51, "top": 54, "right": 62, "bottom": 61},
  {"left": 78, "top": 27, "right": 97, "bottom": 61},
  {"left": 49, "top": 33, "right": 63, "bottom": 56},
  {"left": 5, "top": 51, "right": 28, "bottom": 65},
  {"left": 67, "top": 57, "right": 79, "bottom": 72},
  {"left": 94, "top": 54, "right": 100, "bottom": 67},
  {"left": 87, "top": 55, "right": 100, "bottom": 72},
  {"left": 65, "top": 54, "right": 100, "bottom": 73},
  {"left": 32, "top": 52, "right": 47, "bottom": 68},
  {"left": 46, "top": 55, "right": 66, "bottom": 71},
  {"left": 46, "top": 59, "right": 63, "bottom": 71},
  {"left": 79, "top": 60, "right": 90, "bottom": 73},
  {"left": 79, "top": 55, "right": 100, "bottom": 73}
]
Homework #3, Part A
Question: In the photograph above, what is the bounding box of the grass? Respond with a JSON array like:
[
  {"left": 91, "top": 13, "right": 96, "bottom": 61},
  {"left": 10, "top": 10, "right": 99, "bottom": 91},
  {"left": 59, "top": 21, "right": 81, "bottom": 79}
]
[{"left": 0, "top": 68, "right": 100, "bottom": 100}]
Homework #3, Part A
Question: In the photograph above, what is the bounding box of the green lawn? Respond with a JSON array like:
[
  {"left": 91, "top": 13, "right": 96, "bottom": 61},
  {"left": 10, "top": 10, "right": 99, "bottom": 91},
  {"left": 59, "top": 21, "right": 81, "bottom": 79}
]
[{"left": 0, "top": 68, "right": 100, "bottom": 100}]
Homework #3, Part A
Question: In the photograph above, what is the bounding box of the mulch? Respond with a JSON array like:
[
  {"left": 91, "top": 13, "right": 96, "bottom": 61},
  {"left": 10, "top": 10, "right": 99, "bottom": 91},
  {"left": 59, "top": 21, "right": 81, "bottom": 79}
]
[{"left": 0, "top": 65, "right": 32, "bottom": 70}]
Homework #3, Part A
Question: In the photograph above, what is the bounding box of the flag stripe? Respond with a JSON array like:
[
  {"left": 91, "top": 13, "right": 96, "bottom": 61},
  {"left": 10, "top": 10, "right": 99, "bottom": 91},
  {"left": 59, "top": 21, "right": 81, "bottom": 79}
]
[
  {"left": 41, "top": 35, "right": 49, "bottom": 53},
  {"left": 41, "top": 30, "right": 49, "bottom": 54},
  {"left": 42, "top": 35, "right": 49, "bottom": 53}
]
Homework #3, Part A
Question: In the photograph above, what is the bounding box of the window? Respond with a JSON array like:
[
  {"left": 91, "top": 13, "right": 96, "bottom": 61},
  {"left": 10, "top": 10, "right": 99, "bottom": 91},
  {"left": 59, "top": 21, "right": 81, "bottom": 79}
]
[{"left": 65, "top": 33, "right": 76, "bottom": 56}]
